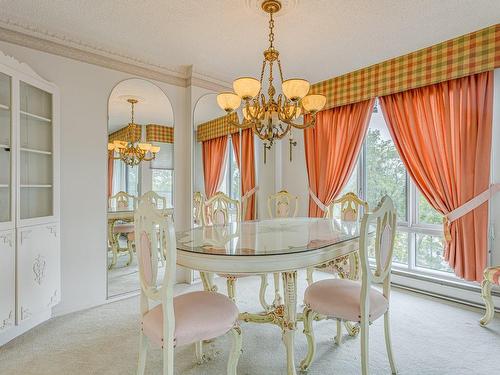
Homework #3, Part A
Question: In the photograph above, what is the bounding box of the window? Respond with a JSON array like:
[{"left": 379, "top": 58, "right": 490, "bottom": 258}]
[
  {"left": 220, "top": 138, "right": 240, "bottom": 201},
  {"left": 112, "top": 159, "right": 139, "bottom": 197},
  {"left": 352, "top": 99, "right": 451, "bottom": 276},
  {"left": 151, "top": 142, "right": 174, "bottom": 208}
]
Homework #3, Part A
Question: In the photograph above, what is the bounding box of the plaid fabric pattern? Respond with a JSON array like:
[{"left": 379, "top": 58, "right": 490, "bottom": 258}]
[
  {"left": 197, "top": 112, "right": 248, "bottom": 142},
  {"left": 146, "top": 124, "right": 174, "bottom": 143},
  {"left": 311, "top": 24, "right": 500, "bottom": 110},
  {"left": 108, "top": 125, "right": 142, "bottom": 143}
]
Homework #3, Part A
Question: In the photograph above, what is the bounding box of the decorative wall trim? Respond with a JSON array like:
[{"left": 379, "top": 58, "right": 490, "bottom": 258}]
[
  {"left": 0, "top": 310, "right": 13, "bottom": 331},
  {"left": 0, "top": 232, "right": 13, "bottom": 247},
  {"left": 0, "top": 24, "right": 232, "bottom": 90},
  {"left": 311, "top": 24, "right": 500, "bottom": 110}
]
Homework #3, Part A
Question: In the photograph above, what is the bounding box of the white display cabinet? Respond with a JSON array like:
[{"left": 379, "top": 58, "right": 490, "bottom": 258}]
[{"left": 0, "top": 50, "right": 60, "bottom": 345}]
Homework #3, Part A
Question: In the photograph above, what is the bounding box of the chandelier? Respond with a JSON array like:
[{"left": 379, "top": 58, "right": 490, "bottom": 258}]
[
  {"left": 107, "top": 98, "right": 160, "bottom": 166},
  {"left": 216, "top": 0, "right": 326, "bottom": 151}
]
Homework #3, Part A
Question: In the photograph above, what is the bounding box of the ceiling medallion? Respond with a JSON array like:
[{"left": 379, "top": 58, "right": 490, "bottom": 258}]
[
  {"left": 107, "top": 98, "right": 160, "bottom": 166},
  {"left": 218, "top": 0, "right": 326, "bottom": 156}
]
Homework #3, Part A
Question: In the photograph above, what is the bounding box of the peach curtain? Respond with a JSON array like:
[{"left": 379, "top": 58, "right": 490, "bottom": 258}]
[
  {"left": 232, "top": 129, "right": 256, "bottom": 220},
  {"left": 304, "top": 99, "right": 374, "bottom": 217},
  {"left": 202, "top": 136, "right": 228, "bottom": 198},
  {"left": 107, "top": 155, "right": 114, "bottom": 198},
  {"left": 380, "top": 71, "right": 493, "bottom": 281}
]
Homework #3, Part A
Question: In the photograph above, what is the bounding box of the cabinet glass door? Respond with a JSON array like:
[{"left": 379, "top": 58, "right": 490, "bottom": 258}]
[
  {"left": 19, "top": 81, "right": 53, "bottom": 220},
  {"left": 0, "top": 73, "right": 11, "bottom": 223}
]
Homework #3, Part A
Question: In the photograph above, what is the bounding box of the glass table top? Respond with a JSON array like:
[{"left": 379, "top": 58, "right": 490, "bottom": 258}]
[{"left": 176, "top": 217, "right": 363, "bottom": 256}]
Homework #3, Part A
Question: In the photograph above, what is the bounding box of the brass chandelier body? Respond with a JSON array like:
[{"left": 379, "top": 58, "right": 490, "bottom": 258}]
[
  {"left": 108, "top": 99, "right": 160, "bottom": 167},
  {"left": 217, "top": 0, "right": 326, "bottom": 148}
]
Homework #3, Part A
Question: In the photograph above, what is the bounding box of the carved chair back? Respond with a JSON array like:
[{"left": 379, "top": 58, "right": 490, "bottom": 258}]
[
  {"left": 109, "top": 191, "right": 137, "bottom": 211},
  {"left": 134, "top": 199, "right": 177, "bottom": 348},
  {"left": 193, "top": 191, "right": 204, "bottom": 226},
  {"left": 325, "top": 192, "right": 368, "bottom": 221},
  {"left": 267, "top": 190, "right": 299, "bottom": 218},
  {"left": 359, "top": 195, "right": 397, "bottom": 303},
  {"left": 140, "top": 190, "right": 168, "bottom": 210},
  {"left": 203, "top": 191, "right": 241, "bottom": 226}
]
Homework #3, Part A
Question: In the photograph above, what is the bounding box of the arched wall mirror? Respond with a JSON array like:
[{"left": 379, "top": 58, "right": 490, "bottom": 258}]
[{"left": 107, "top": 78, "right": 174, "bottom": 298}]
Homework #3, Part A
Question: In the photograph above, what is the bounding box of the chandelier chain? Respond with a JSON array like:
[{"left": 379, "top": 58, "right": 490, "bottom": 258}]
[
  {"left": 277, "top": 59, "right": 284, "bottom": 83},
  {"left": 268, "top": 11, "right": 275, "bottom": 48}
]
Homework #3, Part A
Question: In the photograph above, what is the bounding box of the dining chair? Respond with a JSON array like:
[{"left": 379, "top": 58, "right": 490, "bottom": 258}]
[
  {"left": 480, "top": 266, "right": 500, "bottom": 326},
  {"left": 266, "top": 190, "right": 299, "bottom": 308},
  {"left": 307, "top": 192, "right": 369, "bottom": 285},
  {"left": 193, "top": 191, "right": 204, "bottom": 227},
  {"left": 134, "top": 199, "right": 242, "bottom": 375},
  {"left": 108, "top": 191, "right": 138, "bottom": 268},
  {"left": 202, "top": 191, "right": 269, "bottom": 311},
  {"left": 300, "top": 195, "right": 397, "bottom": 375}
]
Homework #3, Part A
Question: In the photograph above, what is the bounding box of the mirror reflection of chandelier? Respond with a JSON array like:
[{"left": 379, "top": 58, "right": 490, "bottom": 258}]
[
  {"left": 108, "top": 98, "right": 160, "bottom": 166},
  {"left": 216, "top": 0, "right": 326, "bottom": 149}
]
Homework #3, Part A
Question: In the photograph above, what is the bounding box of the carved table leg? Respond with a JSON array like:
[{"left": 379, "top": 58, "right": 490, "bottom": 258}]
[
  {"left": 227, "top": 276, "right": 237, "bottom": 302},
  {"left": 273, "top": 272, "right": 283, "bottom": 306},
  {"left": 282, "top": 271, "right": 298, "bottom": 375},
  {"left": 107, "top": 219, "right": 119, "bottom": 270},
  {"left": 480, "top": 278, "right": 495, "bottom": 327}
]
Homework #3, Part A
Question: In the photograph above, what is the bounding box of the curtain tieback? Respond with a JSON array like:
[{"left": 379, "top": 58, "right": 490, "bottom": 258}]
[
  {"left": 308, "top": 188, "right": 329, "bottom": 213},
  {"left": 242, "top": 186, "right": 259, "bottom": 202},
  {"left": 443, "top": 183, "right": 500, "bottom": 242}
]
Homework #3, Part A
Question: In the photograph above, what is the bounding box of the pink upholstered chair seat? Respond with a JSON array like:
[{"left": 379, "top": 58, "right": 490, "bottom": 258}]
[
  {"left": 485, "top": 266, "right": 500, "bottom": 284},
  {"left": 304, "top": 279, "right": 388, "bottom": 323},
  {"left": 113, "top": 223, "right": 135, "bottom": 233},
  {"left": 142, "top": 291, "right": 239, "bottom": 348}
]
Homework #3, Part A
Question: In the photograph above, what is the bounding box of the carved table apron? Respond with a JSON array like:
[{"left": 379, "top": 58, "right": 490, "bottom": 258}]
[{"left": 176, "top": 217, "right": 362, "bottom": 375}]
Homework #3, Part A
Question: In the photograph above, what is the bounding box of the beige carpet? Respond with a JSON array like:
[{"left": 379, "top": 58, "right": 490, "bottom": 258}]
[{"left": 1, "top": 271, "right": 499, "bottom": 375}]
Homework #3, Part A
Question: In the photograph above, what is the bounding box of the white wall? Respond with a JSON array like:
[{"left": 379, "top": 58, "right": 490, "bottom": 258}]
[{"left": 0, "top": 41, "right": 189, "bottom": 316}]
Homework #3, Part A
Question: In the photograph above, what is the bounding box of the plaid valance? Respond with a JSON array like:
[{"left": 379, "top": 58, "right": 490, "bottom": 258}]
[
  {"left": 197, "top": 112, "right": 249, "bottom": 142},
  {"left": 108, "top": 125, "right": 142, "bottom": 143},
  {"left": 311, "top": 24, "right": 500, "bottom": 110},
  {"left": 146, "top": 124, "right": 174, "bottom": 143}
]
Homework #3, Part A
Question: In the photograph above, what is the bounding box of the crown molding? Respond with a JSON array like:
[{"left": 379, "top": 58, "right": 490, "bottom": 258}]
[{"left": 0, "top": 21, "right": 232, "bottom": 91}]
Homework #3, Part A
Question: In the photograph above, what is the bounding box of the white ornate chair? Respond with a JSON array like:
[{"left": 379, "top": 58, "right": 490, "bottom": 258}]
[
  {"left": 193, "top": 191, "right": 204, "bottom": 227},
  {"left": 108, "top": 191, "right": 138, "bottom": 269},
  {"left": 134, "top": 199, "right": 242, "bottom": 375},
  {"left": 266, "top": 190, "right": 299, "bottom": 307},
  {"left": 300, "top": 196, "right": 397, "bottom": 374},
  {"left": 480, "top": 266, "right": 500, "bottom": 326},
  {"left": 267, "top": 190, "right": 299, "bottom": 219},
  {"left": 202, "top": 192, "right": 269, "bottom": 311}
]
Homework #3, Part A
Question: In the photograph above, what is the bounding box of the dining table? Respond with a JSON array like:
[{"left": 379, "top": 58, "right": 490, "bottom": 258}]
[{"left": 175, "top": 217, "right": 364, "bottom": 375}]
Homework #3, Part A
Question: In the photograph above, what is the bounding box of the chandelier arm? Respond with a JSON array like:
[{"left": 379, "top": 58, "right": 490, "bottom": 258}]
[
  {"left": 226, "top": 117, "right": 248, "bottom": 129},
  {"left": 284, "top": 116, "right": 317, "bottom": 130}
]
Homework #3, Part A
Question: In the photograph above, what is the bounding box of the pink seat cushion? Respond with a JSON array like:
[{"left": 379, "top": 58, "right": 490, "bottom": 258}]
[
  {"left": 142, "top": 291, "right": 239, "bottom": 348},
  {"left": 304, "top": 279, "right": 388, "bottom": 323},
  {"left": 113, "top": 223, "right": 134, "bottom": 233}
]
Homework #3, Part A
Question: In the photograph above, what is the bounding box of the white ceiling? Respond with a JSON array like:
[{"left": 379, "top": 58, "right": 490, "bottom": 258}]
[
  {"left": 0, "top": 0, "right": 498, "bottom": 84},
  {"left": 108, "top": 78, "right": 173, "bottom": 133}
]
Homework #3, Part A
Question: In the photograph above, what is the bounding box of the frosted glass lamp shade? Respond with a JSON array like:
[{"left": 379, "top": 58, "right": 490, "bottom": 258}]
[
  {"left": 217, "top": 92, "right": 241, "bottom": 112},
  {"left": 301, "top": 94, "right": 326, "bottom": 114},
  {"left": 150, "top": 145, "right": 161, "bottom": 153},
  {"left": 282, "top": 79, "right": 310, "bottom": 101},
  {"left": 138, "top": 143, "right": 152, "bottom": 151},
  {"left": 233, "top": 77, "right": 261, "bottom": 100}
]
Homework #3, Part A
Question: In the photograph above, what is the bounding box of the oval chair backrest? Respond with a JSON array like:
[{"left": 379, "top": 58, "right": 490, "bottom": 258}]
[
  {"left": 109, "top": 191, "right": 137, "bottom": 211},
  {"left": 325, "top": 192, "right": 368, "bottom": 221},
  {"left": 267, "top": 190, "right": 299, "bottom": 218},
  {"left": 134, "top": 199, "right": 177, "bottom": 305},
  {"left": 140, "top": 190, "right": 168, "bottom": 210},
  {"left": 359, "top": 195, "right": 397, "bottom": 294},
  {"left": 203, "top": 192, "right": 241, "bottom": 226},
  {"left": 193, "top": 191, "right": 204, "bottom": 226}
]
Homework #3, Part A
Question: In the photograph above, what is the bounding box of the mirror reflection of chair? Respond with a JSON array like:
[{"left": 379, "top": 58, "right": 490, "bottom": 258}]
[
  {"left": 134, "top": 199, "right": 242, "bottom": 375},
  {"left": 202, "top": 192, "right": 270, "bottom": 311},
  {"left": 108, "top": 191, "right": 137, "bottom": 269},
  {"left": 300, "top": 196, "right": 397, "bottom": 375},
  {"left": 480, "top": 266, "right": 500, "bottom": 327},
  {"left": 266, "top": 190, "right": 300, "bottom": 307},
  {"left": 193, "top": 191, "right": 204, "bottom": 227}
]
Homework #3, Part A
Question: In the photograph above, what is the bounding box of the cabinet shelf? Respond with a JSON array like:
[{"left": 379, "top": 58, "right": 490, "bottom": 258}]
[
  {"left": 20, "top": 184, "right": 52, "bottom": 188},
  {"left": 20, "top": 147, "right": 52, "bottom": 155},
  {"left": 0, "top": 103, "right": 9, "bottom": 110},
  {"left": 20, "top": 111, "right": 52, "bottom": 123}
]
